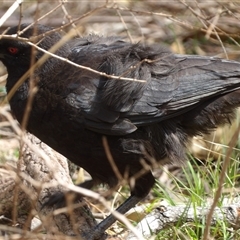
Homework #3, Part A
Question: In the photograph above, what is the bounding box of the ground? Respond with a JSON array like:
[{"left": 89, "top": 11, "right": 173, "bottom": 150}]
[{"left": 0, "top": 1, "right": 240, "bottom": 239}]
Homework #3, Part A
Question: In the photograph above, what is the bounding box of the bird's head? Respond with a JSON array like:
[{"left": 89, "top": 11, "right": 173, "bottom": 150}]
[
  {"left": 0, "top": 24, "right": 68, "bottom": 72},
  {"left": 0, "top": 24, "right": 70, "bottom": 95}
]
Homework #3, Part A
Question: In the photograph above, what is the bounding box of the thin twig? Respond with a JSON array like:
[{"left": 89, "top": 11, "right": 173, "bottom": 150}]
[
  {"left": 203, "top": 124, "right": 240, "bottom": 240},
  {"left": 0, "top": 0, "right": 23, "bottom": 27}
]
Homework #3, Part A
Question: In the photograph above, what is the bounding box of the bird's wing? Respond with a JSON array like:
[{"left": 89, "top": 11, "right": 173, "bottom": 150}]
[
  {"left": 128, "top": 54, "right": 240, "bottom": 125},
  {"left": 63, "top": 39, "right": 175, "bottom": 135},
  {"left": 64, "top": 39, "right": 240, "bottom": 135}
]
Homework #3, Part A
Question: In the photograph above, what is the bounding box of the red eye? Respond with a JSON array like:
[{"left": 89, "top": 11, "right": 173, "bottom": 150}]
[{"left": 8, "top": 47, "right": 19, "bottom": 54}]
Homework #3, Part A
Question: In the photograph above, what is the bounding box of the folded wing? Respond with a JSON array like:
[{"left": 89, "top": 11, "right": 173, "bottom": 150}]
[{"left": 64, "top": 37, "right": 240, "bottom": 135}]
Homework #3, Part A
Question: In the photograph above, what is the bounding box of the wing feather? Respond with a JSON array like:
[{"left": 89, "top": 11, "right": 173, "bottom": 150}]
[{"left": 63, "top": 37, "right": 240, "bottom": 135}]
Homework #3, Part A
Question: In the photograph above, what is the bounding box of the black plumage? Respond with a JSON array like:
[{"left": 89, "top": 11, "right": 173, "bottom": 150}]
[{"left": 0, "top": 24, "right": 240, "bottom": 239}]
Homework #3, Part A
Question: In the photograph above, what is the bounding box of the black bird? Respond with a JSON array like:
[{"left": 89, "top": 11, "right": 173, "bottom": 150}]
[{"left": 1, "top": 24, "right": 240, "bottom": 239}]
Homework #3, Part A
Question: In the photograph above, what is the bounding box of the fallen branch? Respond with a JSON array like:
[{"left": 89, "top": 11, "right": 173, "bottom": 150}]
[
  {"left": 126, "top": 200, "right": 240, "bottom": 239},
  {"left": 0, "top": 132, "right": 97, "bottom": 239}
]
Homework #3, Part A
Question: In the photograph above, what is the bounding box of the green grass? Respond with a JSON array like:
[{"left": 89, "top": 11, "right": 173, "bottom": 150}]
[{"left": 152, "top": 148, "right": 240, "bottom": 240}]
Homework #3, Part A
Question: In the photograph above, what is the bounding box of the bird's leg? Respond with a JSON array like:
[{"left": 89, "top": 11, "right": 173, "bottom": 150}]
[
  {"left": 87, "top": 195, "right": 143, "bottom": 240},
  {"left": 87, "top": 171, "right": 156, "bottom": 239}
]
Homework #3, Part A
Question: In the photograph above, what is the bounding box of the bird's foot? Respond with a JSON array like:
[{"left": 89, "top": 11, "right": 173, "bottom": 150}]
[{"left": 84, "top": 226, "right": 108, "bottom": 240}]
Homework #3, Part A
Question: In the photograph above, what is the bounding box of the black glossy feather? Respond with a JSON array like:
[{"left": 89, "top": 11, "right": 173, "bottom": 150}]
[{"left": 1, "top": 24, "right": 240, "bottom": 238}]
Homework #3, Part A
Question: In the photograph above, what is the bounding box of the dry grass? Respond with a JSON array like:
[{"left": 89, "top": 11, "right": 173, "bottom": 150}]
[{"left": 0, "top": 1, "right": 240, "bottom": 239}]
